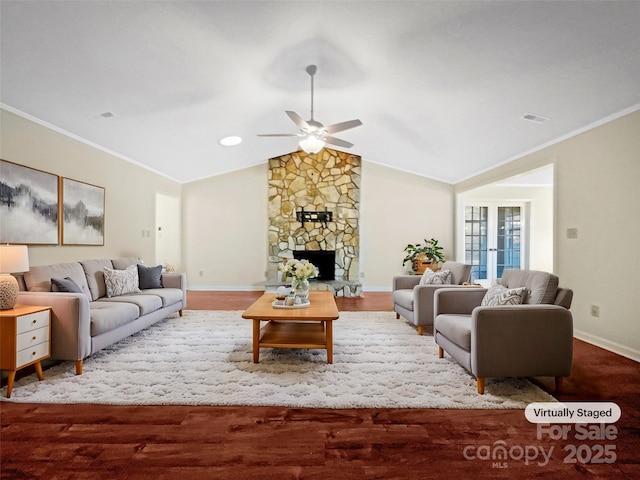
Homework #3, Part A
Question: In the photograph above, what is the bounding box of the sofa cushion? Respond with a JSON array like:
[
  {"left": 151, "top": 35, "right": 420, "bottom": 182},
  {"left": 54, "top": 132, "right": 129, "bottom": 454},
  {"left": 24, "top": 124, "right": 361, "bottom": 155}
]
[
  {"left": 51, "top": 277, "right": 83, "bottom": 294},
  {"left": 89, "top": 301, "right": 140, "bottom": 336},
  {"left": 139, "top": 288, "right": 183, "bottom": 307},
  {"left": 138, "top": 264, "right": 163, "bottom": 289},
  {"left": 441, "top": 261, "right": 472, "bottom": 285},
  {"left": 98, "top": 294, "right": 163, "bottom": 316},
  {"left": 499, "top": 270, "right": 559, "bottom": 304},
  {"left": 481, "top": 283, "right": 528, "bottom": 306},
  {"left": 434, "top": 314, "right": 472, "bottom": 351},
  {"left": 392, "top": 289, "right": 414, "bottom": 311},
  {"left": 419, "top": 269, "right": 451, "bottom": 285},
  {"left": 104, "top": 265, "right": 140, "bottom": 297},
  {"left": 24, "top": 262, "right": 91, "bottom": 299},
  {"left": 80, "top": 259, "right": 113, "bottom": 300},
  {"left": 111, "top": 257, "right": 140, "bottom": 270}
]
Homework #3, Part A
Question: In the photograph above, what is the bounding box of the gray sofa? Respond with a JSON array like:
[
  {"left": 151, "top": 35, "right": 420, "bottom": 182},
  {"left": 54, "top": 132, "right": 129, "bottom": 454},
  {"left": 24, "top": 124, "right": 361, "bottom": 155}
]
[
  {"left": 393, "top": 261, "right": 472, "bottom": 335},
  {"left": 434, "top": 269, "right": 573, "bottom": 394},
  {"left": 16, "top": 257, "right": 186, "bottom": 375}
]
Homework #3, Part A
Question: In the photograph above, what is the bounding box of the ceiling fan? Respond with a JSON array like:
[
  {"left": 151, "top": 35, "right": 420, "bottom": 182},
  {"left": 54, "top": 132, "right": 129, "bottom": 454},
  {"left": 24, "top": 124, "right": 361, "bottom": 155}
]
[{"left": 258, "top": 65, "right": 362, "bottom": 154}]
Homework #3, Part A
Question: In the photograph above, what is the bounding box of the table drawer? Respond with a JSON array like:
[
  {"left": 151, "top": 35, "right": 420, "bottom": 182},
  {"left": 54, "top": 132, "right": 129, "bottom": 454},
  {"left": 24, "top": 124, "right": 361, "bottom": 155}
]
[
  {"left": 17, "top": 310, "right": 50, "bottom": 334},
  {"left": 17, "top": 326, "right": 50, "bottom": 351},
  {"left": 17, "top": 341, "right": 49, "bottom": 368}
]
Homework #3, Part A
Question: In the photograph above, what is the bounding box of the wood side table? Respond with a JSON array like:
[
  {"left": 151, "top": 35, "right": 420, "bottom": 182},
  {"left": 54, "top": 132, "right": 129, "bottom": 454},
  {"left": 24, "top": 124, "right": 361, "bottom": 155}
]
[{"left": 0, "top": 305, "right": 51, "bottom": 398}]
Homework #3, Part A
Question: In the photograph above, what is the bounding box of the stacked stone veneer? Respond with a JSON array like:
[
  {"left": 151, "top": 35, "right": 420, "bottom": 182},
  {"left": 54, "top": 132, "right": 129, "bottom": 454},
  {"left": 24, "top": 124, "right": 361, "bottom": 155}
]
[{"left": 268, "top": 148, "right": 360, "bottom": 284}]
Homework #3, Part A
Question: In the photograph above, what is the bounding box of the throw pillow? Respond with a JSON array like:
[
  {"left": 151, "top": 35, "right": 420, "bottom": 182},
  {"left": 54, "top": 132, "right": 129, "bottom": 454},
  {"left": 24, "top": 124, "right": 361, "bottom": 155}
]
[
  {"left": 137, "top": 264, "right": 162, "bottom": 289},
  {"left": 481, "top": 283, "right": 528, "bottom": 306},
  {"left": 51, "top": 276, "right": 83, "bottom": 293},
  {"left": 419, "top": 269, "right": 452, "bottom": 285},
  {"left": 104, "top": 265, "right": 140, "bottom": 298}
]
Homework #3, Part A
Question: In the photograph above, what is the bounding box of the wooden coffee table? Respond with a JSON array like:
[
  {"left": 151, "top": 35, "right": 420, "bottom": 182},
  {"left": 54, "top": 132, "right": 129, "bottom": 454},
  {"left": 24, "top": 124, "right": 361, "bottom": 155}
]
[{"left": 241, "top": 290, "right": 339, "bottom": 363}]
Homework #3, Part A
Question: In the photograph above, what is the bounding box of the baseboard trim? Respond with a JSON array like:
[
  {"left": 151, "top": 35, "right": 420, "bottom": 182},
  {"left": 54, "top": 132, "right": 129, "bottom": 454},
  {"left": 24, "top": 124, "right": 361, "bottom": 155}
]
[
  {"left": 188, "top": 286, "right": 264, "bottom": 291},
  {"left": 189, "top": 285, "right": 394, "bottom": 292},
  {"left": 574, "top": 329, "right": 640, "bottom": 363}
]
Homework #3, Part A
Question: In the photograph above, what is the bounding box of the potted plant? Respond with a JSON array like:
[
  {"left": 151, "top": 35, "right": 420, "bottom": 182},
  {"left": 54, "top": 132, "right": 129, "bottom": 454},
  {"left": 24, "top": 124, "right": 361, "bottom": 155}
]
[{"left": 402, "top": 238, "right": 445, "bottom": 274}]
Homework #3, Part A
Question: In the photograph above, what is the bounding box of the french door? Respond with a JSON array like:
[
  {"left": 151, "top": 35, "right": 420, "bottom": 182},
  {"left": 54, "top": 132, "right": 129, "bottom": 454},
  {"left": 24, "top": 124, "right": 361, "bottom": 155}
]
[{"left": 464, "top": 204, "right": 525, "bottom": 283}]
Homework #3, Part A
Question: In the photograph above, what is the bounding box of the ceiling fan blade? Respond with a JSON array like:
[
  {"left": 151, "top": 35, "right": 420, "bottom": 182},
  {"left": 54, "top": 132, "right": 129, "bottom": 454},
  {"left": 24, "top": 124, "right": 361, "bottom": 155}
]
[
  {"left": 257, "top": 133, "right": 301, "bottom": 137},
  {"left": 323, "top": 136, "right": 354, "bottom": 148},
  {"left": 285, "top": 111, "right": 309, "bottom": 130},
  {"left": 324, "top": 119, "right": 363, "bottom": 134}
]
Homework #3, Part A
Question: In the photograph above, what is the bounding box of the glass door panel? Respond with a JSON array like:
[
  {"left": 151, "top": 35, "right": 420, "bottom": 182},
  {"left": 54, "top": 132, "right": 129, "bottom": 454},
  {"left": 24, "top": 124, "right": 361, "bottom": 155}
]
[
  {"left": 496, "top": 206, "right": 521, "bottom": 278},
  {"left": 464, "top": 204, "right": 523, "bottom": 282},
  {"left": 464, "top": 206, "right": 488, "bottom": 282}
]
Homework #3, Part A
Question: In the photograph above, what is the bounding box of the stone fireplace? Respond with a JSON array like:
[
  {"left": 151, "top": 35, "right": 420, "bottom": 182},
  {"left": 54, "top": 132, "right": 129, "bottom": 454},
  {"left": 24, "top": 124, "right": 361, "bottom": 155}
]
[{"left": 267, "top": 148, "right": 360, "bottom": 294}]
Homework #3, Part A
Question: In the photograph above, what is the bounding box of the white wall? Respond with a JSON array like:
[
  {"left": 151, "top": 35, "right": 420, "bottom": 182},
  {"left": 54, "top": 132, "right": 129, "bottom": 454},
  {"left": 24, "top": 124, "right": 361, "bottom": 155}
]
[
  {"left": 0, "top": 108, "right": 182, "bottom": 267},
  {"left": 456, "top": 109, "right": 640, "bottom": 361},
  {"left": 181, "top": 160, "right": 455, "bottom": 290},
  {"left": 360, "top": 162, "right": 454, "bottom": 290},
  {"left": 182, "top": 164, "right": 269, "bottom": 290}
]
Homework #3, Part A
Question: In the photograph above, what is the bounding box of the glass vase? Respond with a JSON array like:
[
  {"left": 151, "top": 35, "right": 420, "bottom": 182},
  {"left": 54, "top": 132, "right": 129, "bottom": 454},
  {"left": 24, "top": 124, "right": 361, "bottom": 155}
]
[{"left": 292, "top": 278, "right": 310, "bottom": 303}]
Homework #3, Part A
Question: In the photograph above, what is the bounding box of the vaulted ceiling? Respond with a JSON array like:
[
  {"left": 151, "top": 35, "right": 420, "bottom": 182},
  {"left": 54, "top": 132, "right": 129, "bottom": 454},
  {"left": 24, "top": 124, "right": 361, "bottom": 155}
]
[{"left": 1, "top": 1, "right": 639, "bottom": 184}]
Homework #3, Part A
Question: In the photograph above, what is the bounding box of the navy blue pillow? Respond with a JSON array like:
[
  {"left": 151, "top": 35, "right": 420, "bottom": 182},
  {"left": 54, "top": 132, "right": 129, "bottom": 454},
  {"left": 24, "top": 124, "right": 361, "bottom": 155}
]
[
  {"left": 51, "top": 277, "right": 83, "bottom": 293},
  {"left": 137, "top": 264, "right": 162, "bottom": 289}
]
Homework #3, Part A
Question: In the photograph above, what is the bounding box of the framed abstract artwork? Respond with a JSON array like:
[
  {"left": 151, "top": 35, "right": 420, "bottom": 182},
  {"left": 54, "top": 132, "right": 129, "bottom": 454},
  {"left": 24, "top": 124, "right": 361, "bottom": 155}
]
[
  {"left": 61, "top": 177, "right": 105, "bottom": 246},
  {"left": 0, "top": 159, "right": 59, "bottom": 244}
]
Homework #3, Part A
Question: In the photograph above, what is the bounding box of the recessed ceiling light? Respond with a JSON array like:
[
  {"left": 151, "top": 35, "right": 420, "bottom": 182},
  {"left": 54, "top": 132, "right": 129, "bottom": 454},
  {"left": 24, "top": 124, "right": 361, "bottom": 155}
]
[
  {"left": 522, "top": 113, "right": 551, "bottom": 124},
  {"left": 219, "top": 136, "right": 242, "bottom": 146}
]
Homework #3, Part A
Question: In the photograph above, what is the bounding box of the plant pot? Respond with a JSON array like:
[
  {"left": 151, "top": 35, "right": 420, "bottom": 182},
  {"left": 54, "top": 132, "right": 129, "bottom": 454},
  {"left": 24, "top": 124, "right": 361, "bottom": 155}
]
[{"left": 412, "top": 253, "right": 438, "bottom": 274}]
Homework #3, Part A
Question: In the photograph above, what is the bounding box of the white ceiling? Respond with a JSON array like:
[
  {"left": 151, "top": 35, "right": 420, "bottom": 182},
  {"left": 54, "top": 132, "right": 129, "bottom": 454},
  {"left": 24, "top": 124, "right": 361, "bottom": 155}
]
[{"left": 1, "top": 1, "right": 639, "bottom": 184}]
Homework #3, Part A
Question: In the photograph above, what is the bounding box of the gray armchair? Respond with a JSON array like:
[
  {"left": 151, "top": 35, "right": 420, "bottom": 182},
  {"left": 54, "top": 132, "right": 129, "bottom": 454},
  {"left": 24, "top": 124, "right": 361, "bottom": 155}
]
[
  {"left": 434, "top": 269, "right": 574, "bottom": 394},
  {"left": 393, "top": 261, "right": 472, "bottom": 335}
]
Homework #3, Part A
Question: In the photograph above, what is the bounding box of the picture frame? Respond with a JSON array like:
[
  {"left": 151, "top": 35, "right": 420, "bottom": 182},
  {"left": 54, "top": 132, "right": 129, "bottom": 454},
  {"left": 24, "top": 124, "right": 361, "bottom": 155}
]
[
  {"left": 0, "top": 159, "right": 60, "bottom": 245},
  {"left": 61, "top": 177, "right": 105, "bottom": 246}
]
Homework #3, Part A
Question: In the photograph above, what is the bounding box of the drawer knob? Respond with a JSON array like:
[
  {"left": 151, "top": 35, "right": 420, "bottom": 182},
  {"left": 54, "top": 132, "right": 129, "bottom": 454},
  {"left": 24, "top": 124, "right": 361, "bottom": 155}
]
[
  {"left": 32, "top": 336, "right": 36, "bottom": 340},
  {"left": 32, "top": 320, "right": 37, "bottom": 324},
  {"left": 32, "top": 351, "right": 36, "bottom": 356}
]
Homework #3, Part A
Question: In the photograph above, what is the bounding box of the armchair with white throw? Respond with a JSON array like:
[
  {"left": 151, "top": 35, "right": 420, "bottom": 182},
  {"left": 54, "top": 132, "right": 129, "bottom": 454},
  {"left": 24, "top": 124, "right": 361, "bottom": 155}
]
[
  {"left": 393, "top": 261, "right": 472, "bottom": 335},
  {"left": 434, "top": 269, "right": 574, "bottom": 394}
]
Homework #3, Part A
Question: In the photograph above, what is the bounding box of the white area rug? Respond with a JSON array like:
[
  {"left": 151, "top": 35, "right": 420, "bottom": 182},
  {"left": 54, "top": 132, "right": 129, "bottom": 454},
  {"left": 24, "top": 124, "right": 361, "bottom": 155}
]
[{"left": 2, "top": 310, "right": 556, "bottom": 408}]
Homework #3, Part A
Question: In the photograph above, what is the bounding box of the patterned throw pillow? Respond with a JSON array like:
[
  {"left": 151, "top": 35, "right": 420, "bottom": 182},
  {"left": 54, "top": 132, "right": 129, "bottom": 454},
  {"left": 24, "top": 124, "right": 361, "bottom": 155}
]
[
  {"left": 481, "top": 282, "right": 528, "bottom": 306},
  {"left": 104, "top": 265, "right": 140, "bottom": 298},
  {"left": 419, "top": 269, "right": 452, "bottom": 285}
]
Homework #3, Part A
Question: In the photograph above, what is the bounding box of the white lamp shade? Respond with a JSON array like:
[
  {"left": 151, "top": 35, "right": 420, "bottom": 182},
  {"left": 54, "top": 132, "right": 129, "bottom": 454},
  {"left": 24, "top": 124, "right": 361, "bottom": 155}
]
[
  {"left": 0, "top": 245, "right": 30, "bottom": 273},
  {"left": 299, "top": 136, "right": 325, "bottom": 154}
]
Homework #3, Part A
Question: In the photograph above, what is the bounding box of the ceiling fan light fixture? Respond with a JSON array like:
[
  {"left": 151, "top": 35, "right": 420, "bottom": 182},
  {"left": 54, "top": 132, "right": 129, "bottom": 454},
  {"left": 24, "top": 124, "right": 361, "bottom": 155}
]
[{"left": 299, "top": 135, "right": 325, "bottom": 154}]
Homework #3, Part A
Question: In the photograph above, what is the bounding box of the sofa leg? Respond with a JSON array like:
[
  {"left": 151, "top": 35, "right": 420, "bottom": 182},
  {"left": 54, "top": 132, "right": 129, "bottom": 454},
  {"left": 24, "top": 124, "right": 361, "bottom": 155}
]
[
  {"left": 438, "top": 346, "right": 444, "bottom": 358},
  {"left": 395, "top": 312, "right": 400, "bottom": 319},
  {"left": 179, "top": 310, "right": 183, "bottom": 317},
  {"left": 75, "top": 360, "right": 83, "bottom": 376},
  {"left": 555, "top": 376, "right": 563, "bottom": 393},
  {"left": 417, "top": 326, "right": 424, "bottom": 336},
  {"left": 477, "top": 377, "right": 485, "bottom": 394}
]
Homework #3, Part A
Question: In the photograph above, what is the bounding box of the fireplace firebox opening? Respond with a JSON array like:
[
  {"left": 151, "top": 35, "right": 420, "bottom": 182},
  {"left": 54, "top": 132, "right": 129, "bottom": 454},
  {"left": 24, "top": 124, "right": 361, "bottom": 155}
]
[{"left": 293, "top": 250, "right": 336, "bottom": 281}]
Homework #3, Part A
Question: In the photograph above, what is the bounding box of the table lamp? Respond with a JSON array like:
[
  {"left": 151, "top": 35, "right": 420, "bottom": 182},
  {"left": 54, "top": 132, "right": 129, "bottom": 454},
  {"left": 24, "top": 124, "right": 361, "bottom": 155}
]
[{"left": 0, "top": 245, "right": 30, "bottom": 310}]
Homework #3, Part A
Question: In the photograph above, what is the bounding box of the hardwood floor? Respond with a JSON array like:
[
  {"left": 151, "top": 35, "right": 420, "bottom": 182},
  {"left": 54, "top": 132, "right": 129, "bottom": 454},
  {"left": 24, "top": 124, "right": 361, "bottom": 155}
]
[{"left": 2, "top": 291, "right": 639, "bottom": 479}]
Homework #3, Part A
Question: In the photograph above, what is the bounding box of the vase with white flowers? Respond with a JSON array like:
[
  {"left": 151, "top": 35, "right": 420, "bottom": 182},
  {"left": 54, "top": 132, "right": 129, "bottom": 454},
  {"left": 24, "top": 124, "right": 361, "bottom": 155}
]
[{"left": 278, "top": 258, "right": 319, "bottom": 303}]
